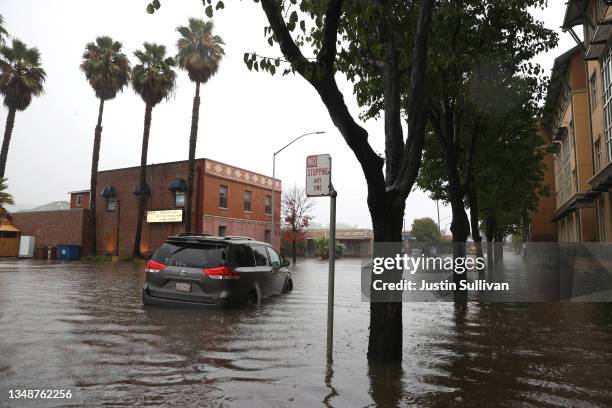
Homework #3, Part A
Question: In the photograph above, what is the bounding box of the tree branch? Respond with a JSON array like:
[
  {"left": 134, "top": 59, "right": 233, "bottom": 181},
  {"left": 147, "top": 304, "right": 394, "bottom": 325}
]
[
  {"left": 318, "top": 0, "right": 344, "bottom": 68},
  {"left": 259, "top": 0, "right": 386, "bottom": 214},
  {"left": 391, "top": 0, "right": 434, "bottom": 203},
  {"left": 260, "top": 0, "right": 315, "bottom": 78}
]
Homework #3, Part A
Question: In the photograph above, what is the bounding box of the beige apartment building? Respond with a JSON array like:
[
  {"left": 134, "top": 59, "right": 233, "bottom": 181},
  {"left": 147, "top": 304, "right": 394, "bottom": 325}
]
[
  {"left": 542, "top": 44, "right": 597, "bottom": 242},
  {"left": 562, "top": 0, "right": 612, "bottom": 242}
]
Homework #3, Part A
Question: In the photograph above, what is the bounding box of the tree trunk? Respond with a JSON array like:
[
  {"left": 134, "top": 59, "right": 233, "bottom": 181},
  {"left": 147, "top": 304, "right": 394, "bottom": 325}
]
[
  {"left": 367, "top": 203, "right": 404, "bottom": 363},
  {"left": 485, "top": 217, "right": 494, "bottom": 271},
  {"left": 0, "top": 107, "right": 16, "bottom": 178},
  {"left": 468, "top": 187, "right": 483, "bottom": 260},
  {"left": 185, "top": 81, "right": 201, "bottom": 233},
  {"left": 133, "top": 103, "right": 153, "bottom": 258},
  {"left": 292, "top": 239, "right": 297, "bottom": 264},
  {"left": 496, "top": 226, "right": 504, "bottom": 263},
  {"left": 86, "top": 99, "right": 104, "bottom": 256}
]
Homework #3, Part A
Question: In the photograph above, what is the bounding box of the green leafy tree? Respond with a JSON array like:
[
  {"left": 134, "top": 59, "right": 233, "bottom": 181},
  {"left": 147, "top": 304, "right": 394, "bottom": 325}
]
[
  {"left": 0, "top": 39, "right": 45, "bottom": 177},
  {"left": 131, "top": 42, "right": 177, "bottom": 257},
  {"left": 176, "top": 18, "right": 225, "bottom": 232},
  {"left": 411, "top": 217, "right": 441, "bottom": 243},
  {"left": 420, "top": 0, "right": 556, "bottom": 256},
  {"left": 314, "top": 236, "right": 344, "bottom": 260},
  {"left": 150, "top": 0, "right": 434, "bottom": 364},
  {"left": 0, "top": 177, "right": 14, "bottom": 206},
  {"left": 0, "top": 15, "right": 8, "bottom": 45},
  {"left": 80, "top": 36, "right": 131, "bottom": 256}
]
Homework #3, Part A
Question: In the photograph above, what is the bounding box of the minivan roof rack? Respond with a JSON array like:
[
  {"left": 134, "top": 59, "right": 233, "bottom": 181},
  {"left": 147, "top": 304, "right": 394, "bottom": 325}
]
[
  {"left": 223, "top": 236, "right": 254, "bottom": 240},
  {"left": 176, "top": 232, "right": 212, "bottom": 237}
]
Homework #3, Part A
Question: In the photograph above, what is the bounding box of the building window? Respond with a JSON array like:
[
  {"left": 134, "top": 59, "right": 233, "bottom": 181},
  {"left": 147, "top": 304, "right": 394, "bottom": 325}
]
[
  {"left": 76, "top": 194, "right": 82, "bottom": 207},
  {"left": 106, "top": 197, "right": 117, "bottom": 212},
  {"left": 265, "top": 194, "right": 272, "bottom": 215},
  {"left": 557, "top": 135, "right": 572, "bottom": 205},
  {"left": 265, "top": 229, "right": 271, "bottom": 243},
  {"left": 218, "top": 225, "right": 227, "bottom": 236},
  {"left": 219, "top": 185, "right": 228, "bottom": 208},
  {"left": 243, "top": 190, "right": 252, "bottom": 212},
  {"left": 591, "top": 71, "right": 598, "bottom": 108},
  {"left": 595, "top": 138, "right": 602, "bottom": 172},
  {"left": 601, "top": 47, "right": 612, "bottom": 162},
  {"left": 174, "top": 191, "right": 185, "bottom": 207}
]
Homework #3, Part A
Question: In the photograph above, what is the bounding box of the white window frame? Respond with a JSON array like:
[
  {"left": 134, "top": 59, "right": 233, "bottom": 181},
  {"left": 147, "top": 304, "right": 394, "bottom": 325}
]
[{"left": 601, "top": 47, "right": 612, "bottom": 162}]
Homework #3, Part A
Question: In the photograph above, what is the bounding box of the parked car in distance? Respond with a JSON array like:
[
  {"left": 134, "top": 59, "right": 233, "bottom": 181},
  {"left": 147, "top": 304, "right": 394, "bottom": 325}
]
[{"left": 142, "top": 233, "right": 293, "bottom": 308}]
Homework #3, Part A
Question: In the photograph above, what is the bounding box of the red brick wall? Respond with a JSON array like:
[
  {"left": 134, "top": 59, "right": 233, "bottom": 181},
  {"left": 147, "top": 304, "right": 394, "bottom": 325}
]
[
  {"left": 12, "top": 209, "right": 88, "bottom": 248},
  {"left": 95, "top": 160, "right": 201, "bottom": 256},
  {"left": 202, "top": 159, "right": 281, "bottom": 247},
  {"left": 94, "top": 158, "right": 281, "bottom": 256},
  {"left": 70, "top": 192, "right": 90, "bottom": 209}
]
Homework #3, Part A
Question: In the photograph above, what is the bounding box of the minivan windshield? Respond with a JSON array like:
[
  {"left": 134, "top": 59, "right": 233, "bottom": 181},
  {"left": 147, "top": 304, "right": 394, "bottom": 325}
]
[{"left": 152, "top": 242, "right": 226, "bottom": 269}]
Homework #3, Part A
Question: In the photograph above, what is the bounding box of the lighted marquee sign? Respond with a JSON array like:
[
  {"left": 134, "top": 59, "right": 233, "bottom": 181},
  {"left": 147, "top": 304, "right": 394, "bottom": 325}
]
[{"left": 146, "top": 210, "right": 183, "bottom": 223}]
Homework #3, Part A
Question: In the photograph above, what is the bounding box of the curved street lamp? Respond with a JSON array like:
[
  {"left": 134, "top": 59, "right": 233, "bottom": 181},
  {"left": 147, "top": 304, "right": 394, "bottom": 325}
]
[{"left": 271, "top": 130, "right": 325, "bottom": 250}]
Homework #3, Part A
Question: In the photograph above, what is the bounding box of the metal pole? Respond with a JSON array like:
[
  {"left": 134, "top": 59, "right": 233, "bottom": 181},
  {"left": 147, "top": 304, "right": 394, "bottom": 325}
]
[
  {"left": 326, "top": 187, "right": 337, "bottom": 363},
  {"left": 271, "top": 153, "right": 276, "bottom": 248}
]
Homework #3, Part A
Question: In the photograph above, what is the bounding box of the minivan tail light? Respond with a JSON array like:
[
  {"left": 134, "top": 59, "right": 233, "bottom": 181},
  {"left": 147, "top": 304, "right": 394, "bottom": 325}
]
[
  {"left": 145, "top": 260, "right": 166, "bottom": 273},
  {"left": 204, "top": 266, "right": 240, "bottom": 280}
]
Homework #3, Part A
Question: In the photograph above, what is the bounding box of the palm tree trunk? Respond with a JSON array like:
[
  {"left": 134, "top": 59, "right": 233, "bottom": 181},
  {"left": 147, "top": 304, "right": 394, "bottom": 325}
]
[
  {"left": 133, "top": 103, "right": 153, "bottom": 258},
  {"left": 0, "top": 107, "right": 17, "bottom": 178},
  {"left": 87, "top": 99, "right": 104, "bottom": 256},
  {"left": 185, "top": 81, "right": 201, "bottom": 233}
]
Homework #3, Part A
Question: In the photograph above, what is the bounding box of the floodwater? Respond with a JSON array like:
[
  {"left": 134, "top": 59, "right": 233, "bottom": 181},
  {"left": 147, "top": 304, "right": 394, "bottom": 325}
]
[{"left": 1, "top": 255, "right": 612, "bottom": 407}]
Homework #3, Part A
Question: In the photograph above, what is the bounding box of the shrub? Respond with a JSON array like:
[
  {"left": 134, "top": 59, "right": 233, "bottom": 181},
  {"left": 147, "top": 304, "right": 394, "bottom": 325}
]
[{"left": 314, "top": 236, "right": 344, "bottom": 259}]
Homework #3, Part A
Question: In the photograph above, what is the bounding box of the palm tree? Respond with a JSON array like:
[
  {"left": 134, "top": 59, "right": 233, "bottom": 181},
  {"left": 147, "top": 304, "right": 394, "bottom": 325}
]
[
  {"left": 0, "top": 177, "right": 15, "bottom": 207},
  {"left": 0, "top": 39, "right": 46, "bottom": 177},
  {"left": 131, "top": 42, "right": 176, "bottom": 257},
  {"left": 176, "top": 18, "right": 225, "bottom": 232},
  {"left": 0, "top": 15, "right": 9, "bottom": 44},
  {"left": 80, "top": 36, "right": 131, "bottom": 256}
]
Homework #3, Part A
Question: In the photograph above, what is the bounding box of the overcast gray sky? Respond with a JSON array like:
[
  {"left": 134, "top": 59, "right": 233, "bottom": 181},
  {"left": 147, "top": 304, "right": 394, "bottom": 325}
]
[{"left": 1, "top": 0, "right": 575, "bottom": 232}]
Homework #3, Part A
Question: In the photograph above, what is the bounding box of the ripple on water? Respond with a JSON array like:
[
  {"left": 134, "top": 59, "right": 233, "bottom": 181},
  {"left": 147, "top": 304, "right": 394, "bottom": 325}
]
[{"left": 1, "top": 258, "right": 612, "bottom": 407}]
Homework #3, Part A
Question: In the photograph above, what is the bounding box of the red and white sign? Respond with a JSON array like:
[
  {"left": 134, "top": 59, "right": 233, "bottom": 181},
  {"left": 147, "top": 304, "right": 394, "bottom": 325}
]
[{"left": 306, "top": 154, "right": 332, "bottom": 196}]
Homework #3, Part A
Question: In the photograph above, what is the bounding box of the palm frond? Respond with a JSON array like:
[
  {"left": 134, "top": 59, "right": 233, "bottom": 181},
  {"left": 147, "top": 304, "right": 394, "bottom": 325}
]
[
  {"left": 0, "top": 38, "right": 46, "bottom": 111},
  {"left": 176, "top": 18, "right": 225, "bottom": 84},
  {"left": 131, "top": 42, "right": 176, "bottom": 106},
  {"left": 80, "top": 35, "right": 131, "bottom": 101},
  {"left": 0, "top": 177, "right": 15, "bottom": 206}
]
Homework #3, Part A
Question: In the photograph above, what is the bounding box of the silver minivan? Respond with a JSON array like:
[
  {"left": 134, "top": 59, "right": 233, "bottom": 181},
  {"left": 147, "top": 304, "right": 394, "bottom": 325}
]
[{"left": 142, "top": 234, "right": 292, "bottom": 307}]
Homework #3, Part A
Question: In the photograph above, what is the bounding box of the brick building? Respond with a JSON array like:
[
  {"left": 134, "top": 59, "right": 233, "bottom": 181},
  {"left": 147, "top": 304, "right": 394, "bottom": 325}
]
[
  {"left": 12, "top": 208, "right": 89, "bottom": 248},
  {"left": 92, "top": 158, "right": 280, "bottom": 256}
]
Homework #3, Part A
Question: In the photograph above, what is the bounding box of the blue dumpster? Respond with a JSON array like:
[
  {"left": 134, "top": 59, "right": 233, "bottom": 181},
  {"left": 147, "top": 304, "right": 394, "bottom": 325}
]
[{"left": 58, "top": 245, "right": 81, "bottom": 261}]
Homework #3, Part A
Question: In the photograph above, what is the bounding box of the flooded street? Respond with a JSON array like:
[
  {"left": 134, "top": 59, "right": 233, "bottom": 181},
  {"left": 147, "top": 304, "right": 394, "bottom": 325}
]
[{"left": 1, "top": 256, "right": 612, "bottom": 407}]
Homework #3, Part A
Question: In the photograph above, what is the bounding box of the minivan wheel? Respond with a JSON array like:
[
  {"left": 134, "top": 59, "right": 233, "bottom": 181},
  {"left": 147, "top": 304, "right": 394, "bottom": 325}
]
[
  {"left": 245, "top": 290, "right": 259, "bottom": 306},
  {"left": 283, "top": 278, "right": 293, "bottom": 293}
]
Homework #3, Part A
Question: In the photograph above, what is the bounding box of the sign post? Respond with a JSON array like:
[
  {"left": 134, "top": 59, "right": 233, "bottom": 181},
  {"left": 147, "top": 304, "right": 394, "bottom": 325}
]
[{"left": 306, "top": 154, "right": 336, "bottom": 362}]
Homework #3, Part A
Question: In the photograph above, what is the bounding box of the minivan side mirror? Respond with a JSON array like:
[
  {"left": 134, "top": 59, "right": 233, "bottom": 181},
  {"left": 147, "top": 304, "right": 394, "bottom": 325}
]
[{"left": 282, "top": 259, "right": 290, "bottom": 267}]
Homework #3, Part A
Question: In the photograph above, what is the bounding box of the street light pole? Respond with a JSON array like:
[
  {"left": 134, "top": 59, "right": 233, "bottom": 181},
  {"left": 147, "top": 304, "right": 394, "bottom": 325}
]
[{"left": 271, "top": 130, "right": 325, "bottom": 250}]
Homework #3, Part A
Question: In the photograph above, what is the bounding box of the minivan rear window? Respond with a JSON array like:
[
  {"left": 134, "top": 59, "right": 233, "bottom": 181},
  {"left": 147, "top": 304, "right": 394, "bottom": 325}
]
[{"left": 153, "top": 242, "right": 226, "bottom": 269}]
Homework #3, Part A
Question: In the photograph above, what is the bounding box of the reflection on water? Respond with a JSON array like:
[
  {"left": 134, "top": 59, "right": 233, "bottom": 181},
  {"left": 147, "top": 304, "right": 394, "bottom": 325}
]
[{"left": 0, "top": 256, "right": 612, "bottom": 407}]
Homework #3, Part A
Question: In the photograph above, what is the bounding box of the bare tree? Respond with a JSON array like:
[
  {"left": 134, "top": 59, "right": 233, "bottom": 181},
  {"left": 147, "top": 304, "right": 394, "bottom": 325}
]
[{"left": 281, "top": 185, "right": 313, "bottom": 264}]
